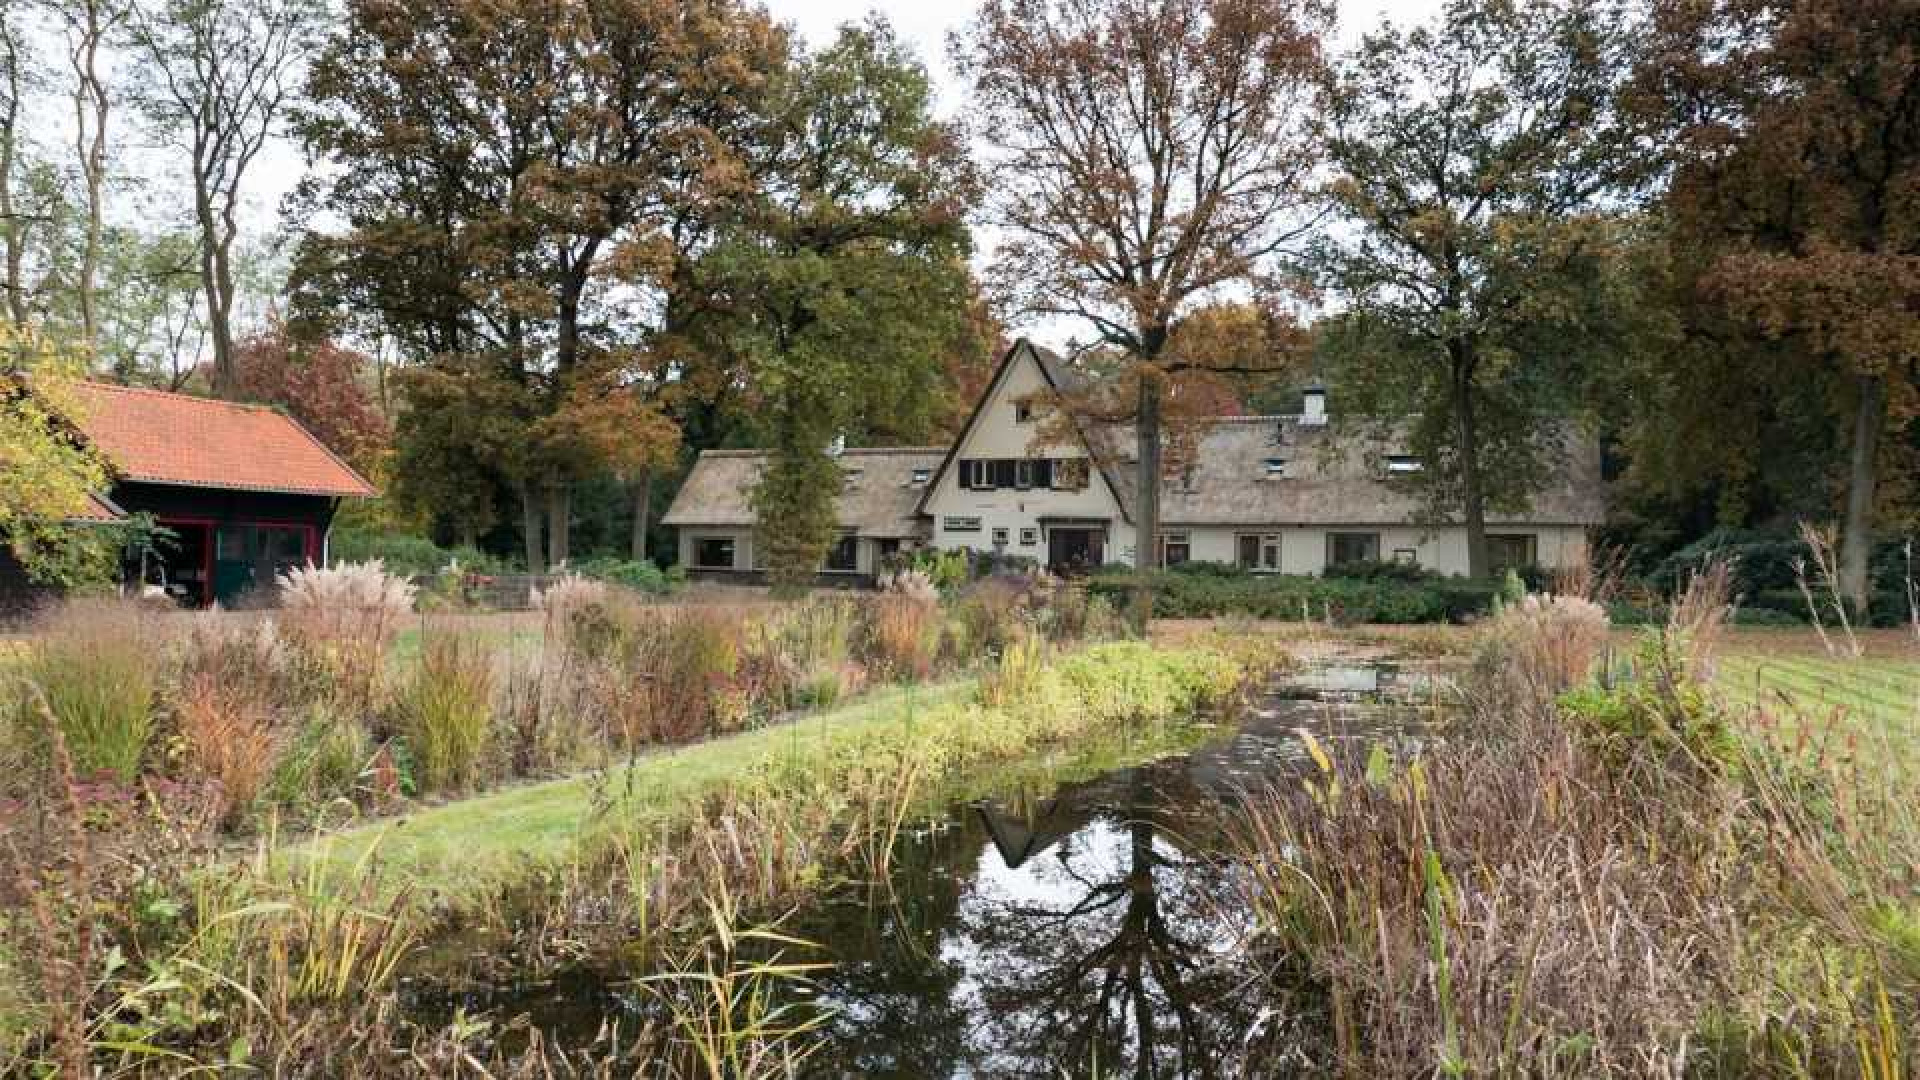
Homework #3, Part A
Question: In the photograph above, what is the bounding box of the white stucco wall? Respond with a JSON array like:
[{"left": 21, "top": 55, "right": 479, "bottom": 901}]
[
  {"left": 677, "top": 527, "right": 913, "bottom": 577},
  {"left": 678, "top": 527, "right": 753, "bottom": 572},
  {"left": 1161, "top": 524, "right": 1589, "bottom": 576},
  {"left": 922, "top": 348, "right": 1134, "bottom": 564}
]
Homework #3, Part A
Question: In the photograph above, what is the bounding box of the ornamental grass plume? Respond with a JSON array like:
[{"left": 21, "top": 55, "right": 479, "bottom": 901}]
[{"left": 277, "top": 560, "right": 417, "bottom": 712}]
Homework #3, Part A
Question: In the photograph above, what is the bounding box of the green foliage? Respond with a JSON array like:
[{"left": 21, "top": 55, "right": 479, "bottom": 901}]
[
  {"left": 720, "top": 23, "right": 977, "bottom": 582},
  {"left": 567, "top": 555, "right": 674, "bottom": 595},
  {"left": 1557, "top": 631, "right": 1738, "bottom": 769},
  {"left": 13, "top": 609, "right": 161, "bottom": 782},
  {"left": 1091, "top": 567, "right": 1499, "bottom": 624},
  {"left": 1315, "top": 1, "right": 1639, "bottom": 575},
  {"left": 0, "top": 327, "right": 115, "bottom": 585},
  {"left": 329, "top": 527, "right": 509, "bottom": 578},
  {"left": 265, "top": 707, "right": 370, "bottom": 812},
  {"left": 1322, "top": 559, "right": 1439, "bottom": 584},
  {"left": 395, "top": 635, "right": 495, "bottom": 792},
  {"left": 904, "top": 548, "right": 970, "bottom": 592}
]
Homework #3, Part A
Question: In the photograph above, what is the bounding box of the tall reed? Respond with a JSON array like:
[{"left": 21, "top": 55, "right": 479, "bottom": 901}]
[
  {"left": 14, "top": 599, "right": 164, "bottom": 782},
  {"left": 395, "top": 633, "right": 496, "bottom": 792}
]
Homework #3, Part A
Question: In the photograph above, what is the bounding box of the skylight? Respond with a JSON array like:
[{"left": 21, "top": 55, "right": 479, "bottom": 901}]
[
  {"left": 910, "top": 468, "right": 931, "bottom": 485},
  {"left": 1385, "top": 455, "right": 1423, "bottom": 474},
  {"left": 1263, "top": 457, "right": 1288, "bottom": 476}
]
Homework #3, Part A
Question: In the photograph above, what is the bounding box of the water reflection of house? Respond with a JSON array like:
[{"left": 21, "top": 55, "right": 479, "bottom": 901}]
[
  {"left": 1, "top": 382, "right": 375, "bottom": 610},
  {"left": 977, "top": 795, "right": 1093, "bottom": 868}
]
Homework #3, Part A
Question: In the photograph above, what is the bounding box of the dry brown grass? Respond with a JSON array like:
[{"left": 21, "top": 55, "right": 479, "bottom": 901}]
[{"left": 1229, "top": 573, "right": 1920, "bottom": 1077}]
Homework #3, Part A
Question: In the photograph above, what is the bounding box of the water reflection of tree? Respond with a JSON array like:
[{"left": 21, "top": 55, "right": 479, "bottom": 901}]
[
  {"left": 794, "top": 813, "right": 974, "bottom": 1077},
  {"left": 960, "top": 783, "right": 1259, "bottom": 1079}
]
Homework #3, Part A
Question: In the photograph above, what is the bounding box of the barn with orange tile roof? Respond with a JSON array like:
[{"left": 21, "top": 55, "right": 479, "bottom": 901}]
[{"left": 3, "top": 382, "right": 378, "bottom": 610}]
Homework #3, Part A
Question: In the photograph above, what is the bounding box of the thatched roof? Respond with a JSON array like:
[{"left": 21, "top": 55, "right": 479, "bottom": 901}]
[
  {"left": 662, "top": 447, "right": 946, "bottom": 537},
  {"left": 1106, "top": 415, "right": 1605, "bottom": 526}
]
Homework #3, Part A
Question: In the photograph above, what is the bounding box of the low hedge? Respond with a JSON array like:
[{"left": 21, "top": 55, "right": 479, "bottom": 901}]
[{"left": 1088, "top": 567, "right": 1502, "bottom": 623}]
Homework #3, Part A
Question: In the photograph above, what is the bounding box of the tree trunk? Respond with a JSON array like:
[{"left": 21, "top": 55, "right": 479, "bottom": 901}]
[
  {"left": 630, "top": 468, "right": 653, "bottom": 563},
  {"left": 70, "top": 3, "right": 110, "bottom": 351},
  {"left": 0, "top": 22, "right": 23, "bottom": 328},
  {"left": 519, "top": 484, "right": 545, "bottom": 575},
  {"left": 193, "top": 157, "right": 237, "bottom": 395},
  {"left": 546, "top": 481, "right": 571, "bottom": 569},
  {"left": 1131, "top": 370, "right": 1163, "bottom": 630},
  {"left": 1839, "top": 372, "right": 1887, "bottom": 613},
  {"left": 1450, "top": 344, "right": 1489, "bottom": 580}
]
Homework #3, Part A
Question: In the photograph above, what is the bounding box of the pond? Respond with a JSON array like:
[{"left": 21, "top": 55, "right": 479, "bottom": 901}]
[{"left": 405, "top": 657, "right": 1451, "bottom": 1077}]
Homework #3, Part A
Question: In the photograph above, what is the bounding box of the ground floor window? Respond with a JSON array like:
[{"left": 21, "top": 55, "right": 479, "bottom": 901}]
[
  {"left": 1158, "top": 531, "right": 1191, "bottom": 568},
  {"left": 991, "top": 527, "right": 1009, "bottom": 549},
  {"left": 1327, "top": 531, "right": 1380, "bottom": 566},
  {"left": 693, "top": 535, "right": 736, "bottom": 569},
  {"left": 1236, "top": 533, "right": 1281, "bottom": 571},
  {"left": 1019, "top": 527, "right": 1038, "bottom": 547},
  {"left": 824, "top": 532, "right": 859, "bottom": 573},
  {"left": 1392, "top": 547, "right": 1419, "bottom": 565},
  {"left": 1487, "top": 533, "right": 1538, "bottom": 574}
]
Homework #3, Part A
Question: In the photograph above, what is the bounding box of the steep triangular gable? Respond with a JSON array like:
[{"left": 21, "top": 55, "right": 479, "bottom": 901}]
[{"left": 913, "top": 338, "right": 1132, "bottom": 522}]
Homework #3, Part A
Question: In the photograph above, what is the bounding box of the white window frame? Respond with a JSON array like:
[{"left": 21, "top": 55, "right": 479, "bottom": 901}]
[
  {"left": 1158, "top": 531, "right": 1192, "bottom": 568},
  {"left": 1237, "top": 532, "right": 1282, "bottom": 572},
  {"left": 943, "top": 516, "right": 983, "bottom": 533},
  {"left": 1018, "top": 527, "right": 1038, "bottom": 546}
]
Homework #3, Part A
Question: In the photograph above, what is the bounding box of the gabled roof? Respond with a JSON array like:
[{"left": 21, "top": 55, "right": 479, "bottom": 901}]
[
  {"left": 912, "top": 338, "right": 1133, "bottom": 522},
  {"left": 63, "top": 381, "right": 377, "bottom": 498},
  {"left": 662, "top": 446, "right": 945, "bottom": 537}
]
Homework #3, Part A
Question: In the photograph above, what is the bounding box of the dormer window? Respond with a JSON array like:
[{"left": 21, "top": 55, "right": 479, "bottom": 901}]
[
  {"left": 1385, "top": 455, "right": 1423, "bottom": 475},
  {"left": 909, "top": 467, "right": 931, "bottom": 486},
  {"left": 1263, "top": 457, "right": 1288, "bottom": 477}
]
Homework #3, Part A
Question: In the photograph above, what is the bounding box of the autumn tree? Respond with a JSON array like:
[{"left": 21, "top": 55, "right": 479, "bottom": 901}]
[
  {"left": 0, "top": 323, "right": 114, "bottom": 583},
  {"left": 1315, "top": 0, "right": 1640, "bottom": 579},
  {"left": 697, "top": 20, "right": 977, "bottom": 585},
  {"left": 954, "top": 0, "right": 1327, "bottom": 598},
  {"left": 231, "top": 319, "right": 389, "bottom": 467},
  {"left": 294, "top": 0, "right": 781, "bottom": 571},
  {"left": 1629, "top": 0, "right": 1920, "bottom": 611},
  {"left": 127, "top": 0, "right": 322, "bottom": 397}
]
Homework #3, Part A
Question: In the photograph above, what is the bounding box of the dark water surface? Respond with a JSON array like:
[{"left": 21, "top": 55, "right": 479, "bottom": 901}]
[{"left": 407, "top": 660, "right": 1449, "bottom": 1077}]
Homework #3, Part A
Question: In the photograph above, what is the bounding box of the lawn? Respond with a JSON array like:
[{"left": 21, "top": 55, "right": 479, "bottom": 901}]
[
  {"left": 306, "top": 676, "right": 980, "bottom": 895},
  {"left": 1714, "top": 635, "right": 1920, "bottom": 746}
]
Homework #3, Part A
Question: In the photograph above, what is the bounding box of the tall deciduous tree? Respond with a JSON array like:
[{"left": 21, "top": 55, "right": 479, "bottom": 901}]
[
  {"left": 127, "top": 0, "right": 322, "bottom": 398},
  {"left": 0, "top": 5, "right": 34, "bottom": 328},
  {"left": 294, "top": 0, "right": 782, "bottom": 571},
  {"left": 701, "top": 20, "right": 977, "bottom": 585},
  {"left": 51, "top": 0, "right": 128, "bottom": 351},
  {"left": 1631, "top": 0, "right": 1920, "bottom": 611},
  {"left": 1315, "top": 0, "right": 1638, "bottom": 579},
  {"left": 953, "top": 0, "right": 1327, "bottom": 603}
]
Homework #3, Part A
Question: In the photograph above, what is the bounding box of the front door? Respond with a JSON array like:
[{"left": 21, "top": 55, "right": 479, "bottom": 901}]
[{"left": 1046, "top": 528, "right": 1105, "bottom": 576}]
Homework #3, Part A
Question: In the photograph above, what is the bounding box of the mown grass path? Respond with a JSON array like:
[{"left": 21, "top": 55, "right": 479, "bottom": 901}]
[
  {"left": 303, "top": 640, "right": 1247, "bottom": 902},
  {"left": 308, "top": 678, "right": 978, "bottom": 895}
]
